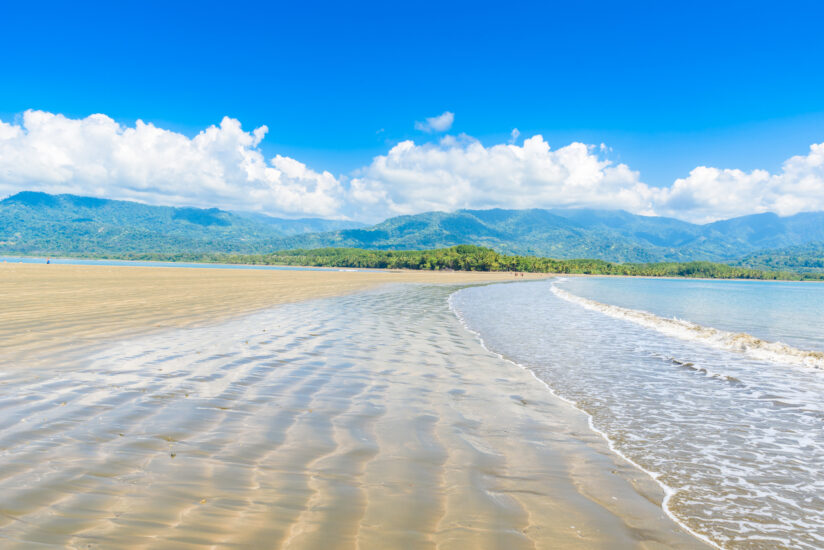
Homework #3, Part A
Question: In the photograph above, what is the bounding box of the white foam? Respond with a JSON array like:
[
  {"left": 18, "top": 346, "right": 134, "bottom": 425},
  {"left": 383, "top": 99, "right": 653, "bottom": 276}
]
[
  {"left": 551, "top": 283, "right": 824, "bottom": 370},
  {"left": 447, "top": 289, "right": 723, "bottom": 550}
]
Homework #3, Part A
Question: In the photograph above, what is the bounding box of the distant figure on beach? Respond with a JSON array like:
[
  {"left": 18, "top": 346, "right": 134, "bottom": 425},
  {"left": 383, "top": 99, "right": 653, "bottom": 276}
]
[{"left": 46, "top": 258, "right": 50, "bottom": 264}]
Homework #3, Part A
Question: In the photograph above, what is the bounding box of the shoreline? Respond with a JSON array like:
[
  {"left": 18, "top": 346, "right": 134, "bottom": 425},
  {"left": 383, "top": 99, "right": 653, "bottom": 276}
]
[
  {"left": 452, "top": 277, "right": 824, "bottom": 547},
  {"left": 551, "top": 281, "right": 824, "bottom": 369},
  {"left": 449, "top": 289, "right": 721, "bottom": 549},
  {"left": 559, "top": 272, "right": 824, "bottom": 283}
]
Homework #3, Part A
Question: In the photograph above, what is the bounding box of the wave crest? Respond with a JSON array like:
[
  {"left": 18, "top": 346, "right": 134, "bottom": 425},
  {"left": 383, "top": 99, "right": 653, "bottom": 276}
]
[{"left": 551, "top": 284, "right": 824, "bottom": 370}]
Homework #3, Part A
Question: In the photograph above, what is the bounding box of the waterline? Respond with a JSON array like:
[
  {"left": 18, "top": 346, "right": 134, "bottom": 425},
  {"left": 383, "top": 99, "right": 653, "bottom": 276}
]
[
  {"left": 551, "top": 283, "right": 824, "bottom": 369},
  {"left": 448, "top": 287, "right": 721, "bottom": 549},
  {"left": 450, "top": 279, "right": 824, "bottom": 548}
]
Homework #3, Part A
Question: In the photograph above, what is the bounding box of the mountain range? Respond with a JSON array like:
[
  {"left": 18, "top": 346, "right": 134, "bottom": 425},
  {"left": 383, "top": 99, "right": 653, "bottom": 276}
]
[
  {"left": 2, "top": 191, "right": 824, "bottom": 266},
  {"left": 282, "top": 208, "right": 824, "bottom": 263},
  {"left": 0, "top": 192, "right": 364, "bottom": 255}
]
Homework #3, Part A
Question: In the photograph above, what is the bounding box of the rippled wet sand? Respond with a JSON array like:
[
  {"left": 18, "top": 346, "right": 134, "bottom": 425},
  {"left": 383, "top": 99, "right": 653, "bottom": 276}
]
[
  {"left": 0, "top": 284, "right": 703, "bottom": 548},
  {"left": 0, "top": 262, "right": 543, "bottom": 367}
]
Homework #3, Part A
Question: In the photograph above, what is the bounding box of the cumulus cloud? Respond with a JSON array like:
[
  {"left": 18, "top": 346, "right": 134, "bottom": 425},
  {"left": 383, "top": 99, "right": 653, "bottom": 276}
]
[
  {"left": 414, "top": 111, "right": 454, "bottom": 133},
  {"left": 0, "top": 110, "right": 345, "bottom": 218},
  {"left": 2, "top": 110, "right": 823, "bottom": 224},
  {"left": 654, "top": 143, "right": 824, "bottom": 222},
  {"left": 348, "top": 134, "right": 656, "bottom": 219},
  {"left": 350, "top": 135, "right": 824, "bottom": 223}
]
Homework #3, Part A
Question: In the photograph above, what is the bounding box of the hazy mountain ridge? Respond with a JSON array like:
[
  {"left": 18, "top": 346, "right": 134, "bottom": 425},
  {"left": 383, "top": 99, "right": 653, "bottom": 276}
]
[
  {"left": 277, "top": 209, "right": 679, "bottom": 262},
  {"left": 2, "top": 191, "right": 824, "bottom": 263},
  {"left": 275, "top": 207, "right": 824, "bottom": 262},
  {"left": 232, "top": 211, "right": 366, "bottom": 235},
  {"left": 0, "top": 191, "right": 360, "bottom": 255}
]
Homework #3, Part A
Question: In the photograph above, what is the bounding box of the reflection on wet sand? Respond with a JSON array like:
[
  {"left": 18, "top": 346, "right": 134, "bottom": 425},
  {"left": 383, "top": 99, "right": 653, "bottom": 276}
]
[
  {"left": 0, "top": 284, "right": 705, "bottom": 549},
  {"left": 0, "top": 262, "right": 545, "bottom": 367}
]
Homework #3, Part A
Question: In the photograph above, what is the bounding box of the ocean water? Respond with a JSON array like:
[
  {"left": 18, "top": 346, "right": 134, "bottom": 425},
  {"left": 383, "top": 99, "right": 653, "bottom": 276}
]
[
  {"left": 450, "top": 278, "right": 824, "bottom": 549},
  {"left": 559, "top": 277, "right": 824, "bottom": 353}
]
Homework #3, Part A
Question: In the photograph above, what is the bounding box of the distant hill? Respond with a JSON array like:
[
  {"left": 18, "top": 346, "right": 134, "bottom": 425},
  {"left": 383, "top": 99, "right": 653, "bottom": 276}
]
[
  {"left": 0, "top": 191, "right": 361, "bottom": 255},
  {"left": 735, "top": 243, "right": 824, "bottom": 273},
  {"left": 233, "top": 211, "right": 365, "bottom": 235},
  {"left": 275, "top": 208, "right": 824, "bottom": 262},
  {"left": 3, "top": 191, "right": 824, "bottom": 264},
  {"left": 275, "top": 209, "right": 682, "bottom": 262}
]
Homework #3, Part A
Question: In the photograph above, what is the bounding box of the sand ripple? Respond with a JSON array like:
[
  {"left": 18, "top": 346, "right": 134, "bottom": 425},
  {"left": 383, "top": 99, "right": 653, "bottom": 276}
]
[{"left": 0, "top": 284, "right": 704, "bottom": 549}]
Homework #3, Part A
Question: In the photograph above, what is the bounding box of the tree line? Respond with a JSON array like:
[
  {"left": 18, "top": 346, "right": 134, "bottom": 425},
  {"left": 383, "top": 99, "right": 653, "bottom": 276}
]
[{"left": 98, "top": 245, "right": 824, "bottom": 281}]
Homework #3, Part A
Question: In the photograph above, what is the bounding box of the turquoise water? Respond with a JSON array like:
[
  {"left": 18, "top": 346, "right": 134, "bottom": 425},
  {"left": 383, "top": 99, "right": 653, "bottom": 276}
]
[
  {"left": 451, "top": 278, "right": 824, "bottom": 549},
  {"left": 558, "top": 277, "right": 824, "bottom": 352}
]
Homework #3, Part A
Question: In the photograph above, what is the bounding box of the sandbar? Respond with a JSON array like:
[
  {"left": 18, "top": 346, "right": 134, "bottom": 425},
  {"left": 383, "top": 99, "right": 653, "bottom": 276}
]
[
  {"left": 0, "top": 263, "right": 706, "bottom": 548},
  {"left": 0, "top": 262, "right": 544, "bottom": 366}
]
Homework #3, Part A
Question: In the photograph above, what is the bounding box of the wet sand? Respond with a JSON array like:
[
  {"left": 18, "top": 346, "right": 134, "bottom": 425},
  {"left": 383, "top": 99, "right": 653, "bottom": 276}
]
[
  {"left": 0, "top": 266, "right": 706, "bottom": 548},
  {"left": 0, "top": 262, "right": 543, "bottom": 367}
]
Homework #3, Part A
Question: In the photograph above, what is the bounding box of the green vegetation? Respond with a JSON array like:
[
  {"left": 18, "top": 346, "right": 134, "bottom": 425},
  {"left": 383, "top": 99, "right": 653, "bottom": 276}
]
[
  {"left": 96, "top": 245, "right": 824, "bottom": 281},
  {"left": 275, "top": 208, "right": 824, "bottom": 263},
  {"left": 6, "top": 192, "right": 824, "bottom": 264},
  {"left": 735, "top": 244, "right": 824, "bottom": 274},
  {"left": 3, "top": 192, "right": 823, "bottom": 279},
  {"left": 0, "top": 191, "right": 363, "bottom": 256}
]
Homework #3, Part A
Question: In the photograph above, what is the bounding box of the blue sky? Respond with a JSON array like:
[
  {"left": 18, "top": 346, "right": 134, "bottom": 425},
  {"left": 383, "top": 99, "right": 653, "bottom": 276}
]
[{"left": 1, "top": 0, "right": 823, "bottom": 221}]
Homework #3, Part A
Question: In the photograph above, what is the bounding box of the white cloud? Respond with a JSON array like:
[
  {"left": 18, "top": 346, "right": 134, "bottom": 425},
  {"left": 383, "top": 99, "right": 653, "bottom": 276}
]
[
  {"left": 414, "top": 111, "right": 454, "bottom": 133},
  {"left": 348, "top": 134, "right": 656, "bottom": 219},
  {"left": 654, "top": 143, "right": 824, "bottom": 223},
  {"left": 0, "top": 110, "right": 346, "bottom": 218},
  {"left": 509, "top": 128, "right": 520, "bottom": 144},
  {"left": 349, "top": 135, "right": 824, "bottom": 223},
  {"left": 1, "top": 110, "right": 823, "bottom": 224}
]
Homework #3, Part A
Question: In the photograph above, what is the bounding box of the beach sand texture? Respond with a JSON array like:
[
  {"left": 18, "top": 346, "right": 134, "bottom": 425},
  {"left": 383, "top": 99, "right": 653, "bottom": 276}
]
[
  {"left": 0, "top": 263, "right": 543, "bottom": 367},
  {"left": 0, "top": 265, "right": 705, "bottom": 548}
]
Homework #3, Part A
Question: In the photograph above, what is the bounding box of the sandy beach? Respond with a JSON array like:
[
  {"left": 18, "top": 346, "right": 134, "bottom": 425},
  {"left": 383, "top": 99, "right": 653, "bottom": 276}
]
[
  {"left": 0, "top": 264, "right": 705, "bottom": 548},
  {"left": 0, "top": 262, "right": 544, "bottom": 367}
]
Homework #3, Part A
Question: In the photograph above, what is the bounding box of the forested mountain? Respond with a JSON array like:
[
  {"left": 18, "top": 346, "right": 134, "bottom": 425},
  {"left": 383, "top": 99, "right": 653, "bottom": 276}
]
[
  {"left": 735, "top": 243, "right": 824, "bottom": 273},
  {"left": 276, "top": 208, "right": 824, "bottom": 262},
  {"left": 232, "top": 211, "right": 366, "bottom": 235},
  {"left": 0, "top": 191, "right": 361, "bottom": 255},
  {"left": 3, "top": 191, "right": 824, "bottom": 264},
  {"left": 276, "top": 209, "right": 676, "bottom": 261}
]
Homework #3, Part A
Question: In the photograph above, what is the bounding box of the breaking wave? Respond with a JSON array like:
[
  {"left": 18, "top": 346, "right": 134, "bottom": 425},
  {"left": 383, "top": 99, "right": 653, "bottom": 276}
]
[{"left": 551, "top": 283, "right": 824, "bottom": 370}]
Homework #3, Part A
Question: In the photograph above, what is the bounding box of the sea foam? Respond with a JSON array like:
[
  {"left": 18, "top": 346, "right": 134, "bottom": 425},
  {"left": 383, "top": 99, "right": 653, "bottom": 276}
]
[
  {"left": 551, "top": 282, "right": 824, "bottom": 370},
  {"left": 453, "top": 280, "right": 824, "bottom": 548}
]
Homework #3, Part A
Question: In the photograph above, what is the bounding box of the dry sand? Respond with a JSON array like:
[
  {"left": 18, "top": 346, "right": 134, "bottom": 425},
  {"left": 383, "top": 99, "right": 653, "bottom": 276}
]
[{"left": 0, "top": 262, "right": 544, "bottom": 367}]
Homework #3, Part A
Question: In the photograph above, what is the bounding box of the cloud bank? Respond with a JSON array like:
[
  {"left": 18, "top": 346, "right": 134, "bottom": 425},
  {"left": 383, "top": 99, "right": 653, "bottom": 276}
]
[
  {"left": 1, "top": 110, "right": 823, "bottom": 223},
  {"left": 0, "top": 111, "right": 344, "bottom": 218},
  {"left": 654, "top": 144, "right": 824, "bottom": 222},
  {"left": 349, "top": 135, "right": 655, "bottom": 218}
]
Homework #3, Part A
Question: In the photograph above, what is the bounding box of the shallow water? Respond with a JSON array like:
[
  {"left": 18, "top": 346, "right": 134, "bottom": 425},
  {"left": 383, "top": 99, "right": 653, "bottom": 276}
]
[
  {"left": 451, "top": 280, "right": 824, "bottom": 549},
  {"left": 0, "top": 283, "right": 701, "bottom": 549},
  {"left": 559, "top": 277, "right": 824, "bottom": 353}
]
